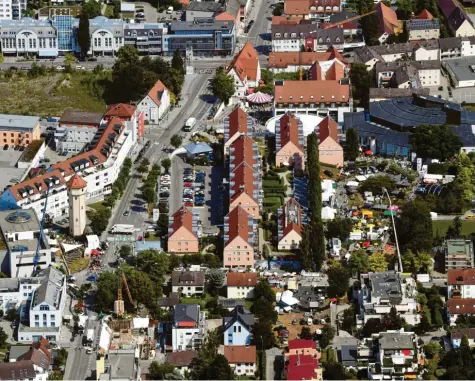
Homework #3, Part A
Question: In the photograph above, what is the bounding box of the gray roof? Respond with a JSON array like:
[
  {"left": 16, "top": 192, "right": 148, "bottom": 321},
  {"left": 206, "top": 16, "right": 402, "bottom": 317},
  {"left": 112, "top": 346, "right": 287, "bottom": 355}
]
[
  {"left": 105, "top": 353, "right": 136, "bottom": 380},
  {"left": 354, "top": 46, "right": 383, "bottom": 63},
  {"left": 368, "top": 271, "right": 402, "bottom": 303},
  {"left": 329, "top": 10, "right": 358, "bottom": 24},
  {"left": 445, "top": 56, "right": 475, "bottom": 82},
  {"left": 171, "top": 271, "right": 205, "bottom": 287},
  {"left": 184, "top": 142, "right": 213, "bottom": 155},
  {"left": 340, "top": 344, "right": 357, "bottom": 366},
  {"left": 174, "top": 304, "right": 199, "bottom": 323},
  {"left": 451, "top": 327, "right": 475, "bottom": 339},
  {"left": 415, "top": 39, "right": 440, "bottom": 51},
  {"left": 380, "top": 333, "right": 414, "bottom": 350},
  {"left": 32, "top": 267, "right": 64, "bottom": 310},
  {"left": 0, "top": 277, "right": 20, "bottom": 291},
  {"left": 158, "top": 292, "right": 180, "bottom": 307},
  {"left": 439, "top": 37, "right": 462, "bottom": 50},
  {"left": 223, "top": 305, "right": 254, "bottom": 330},
  {"left": 187, "top": 1, "right": 223, "bottom": 12},
  {"left": 375, "top": 60, "right": 441, "bottom": 87},
  {"left": 293, "top": 285, "right": 324, "bottom": 303},
  {"left": 0, "top": 115, "right": 39, "bottom": 132},
  {"left": 0, "top": 209, "right": 41, "bottom": 234},
  {"left": 369, "top": 88, "right": 430, "bottom": 99},
  {"left": 218, "top": 298, "right": 245, "bottom": 309},
  {"left": 59, "top": 110, "right": 103, "bottom": 126},
  {"left": 170, "top": 19, "right": 234, "bottom": 32},
  {"left": 8, "top": 345, "right": 31, "bottom": 361},
  {"left": 226, "top": 0, "right": 242, "bottom": 18},
  {"left": 72, "top": 16, "right": 124, "bottom": 36},
  {"left": 0, "top": 360, "right": 35, "bottom": 380},
  {"left": 371, "top": 42, "right": 416, "bottom": 56},
  {"left": 407, "top": 19, "right": 440, "bottom": 30}
]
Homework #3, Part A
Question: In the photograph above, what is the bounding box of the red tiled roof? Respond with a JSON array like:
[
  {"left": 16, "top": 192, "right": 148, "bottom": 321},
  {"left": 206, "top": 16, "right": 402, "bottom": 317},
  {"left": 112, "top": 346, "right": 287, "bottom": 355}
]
[
  {"left": 227, "top": 272, "right": 258, "bottom": 287},
  {"left": 215, "top": 12, "right": 234, "bottom": 21},
  {"left": 447, "top": 298, "right": 475, "bottom": 315},
  {"left": 288, "top": 339, "right": 317, "bottom": 351},
  {"left": 278, "top": 113, "right": 303, "bottom": 151},
  {"left": 448, "top": 269, "right": 475, "bottom": 285},
  {"left": 281, "top": 198, "right": 304, "bottom": 238},
  {"left": 418, "top": 9, "right": 434, "bottom": 20},
  {"left": 105, "top": 103, "right": 137, "bottom": 119},
  {"left": 226, "top": 205, "right": 253, "bottom": 245},
  {"left": 228, "top": 41, "right": 259, "bottom": 82},
  {"left": 284, "top": 0, "right": 311, "bottom": 16},
  {"left": 227, "top": 107, "right": 249, "bottom": 141},
  {"left": 67, "top": 174, "right": 87, "bottom": 190},
  {"left": 274, "top": 80, "right": 349, "bottom": 104},
  {"left": 286, "top": 354, "right": 318, "bottom": 380},
  {"left": 166, "top": 351, "right": 197, "bottom": 366},
  {"left": 224, "top": 345, "right": 257, "bottom": 363},
  {"left": 451, "top": 328, "right": 475, "bottom": 340},
  {"left": 230, "top": 162, "right": 257, "bottom": 203},
  {"left": 317, "top": 115, "right": 340, "bottom": 143},
  {"left": 230, "top": 135, "right": 257, "bottom": 168},
  {"left": 146, "top": 80, "right": 168, "bottom": 106},
  {"left": 272, "top": 15, "right": 302, "bottom": 25},
  {"left": 169, "top": 206, "right": 195, "bottom": 237},
  {"left": 8, "top": 169, "right": 66, "bottom": 202},
  {"left": 268, "top": 52, "right": 334, "bottom": 69},
  {"left": 376, "top": 1, "right": 399, "bottom": 35}
]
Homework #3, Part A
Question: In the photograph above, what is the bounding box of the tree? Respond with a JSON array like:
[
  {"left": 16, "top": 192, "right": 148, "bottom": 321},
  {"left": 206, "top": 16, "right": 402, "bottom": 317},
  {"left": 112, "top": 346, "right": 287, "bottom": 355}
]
[
  {"left": 325, "top": 217, "right": 353, "bottom": 242},
  {"left": 142, "top": 186, "right": 156, "bottom": 205},
  {"left": 340, "top": 305, "right": 356, "bottom": 334},
  {"left": 170, "top": 134, "right": 182, "bottom": 149},
  {"left": 210, "top": 66, "right": 235, "bottom": 105},
  {"left": 300, "top": 326, "right": 312, "bottom": 340},
  {"left": 382, "top": 306, "right": 405, "bottom": 330},
  {"left": 272, "top": 3, "right": 283, "bottom": 16},
  {"left": 409, "top": 124, "right": 462, "bottom": 161},
  {"left": 299, "top": 226, "right": 312, "bottom": 270},
  {"left": 89, "top": 208, "right": 111, "bottom": 235},
  {"left": 149, "top": 362, "right": 182, "bottom": 380},
  {"left": 348, "top": 249, "right": 369, "bottom": 274},
  {"left": 254, "top": 279, "right": 275, "bottom": 302},
  {"left": 319, "top": 324, "right": 335, "bottom": 348},
  {"left": 358, "top": 175, "right": 396, "bottom": 194},
  {"left": 397, "top": 200, "right": 433, "bottom": 254},
  {"left": 349, "top": 64, "right": 371, "bottom": 109},
  {"left": 252, "top": 298, "right": 277, "bottom": 324},
  {"left": 323, "top": 362, "right": 347, "bottom": 380},
  {"left": 161, "top": 157, "right": 172, "bottom": 173},
  {"left": 446, "top": 216, "right": 463, "bottom": 239},
  {"left": 396, "top": 0, "right": 414, "bottom": 19},
  {"left": 327, "top": 261, "right": 350, "bottom": 298},
  {"left": 343, "top": 129, "right": 360, "bottom": 165},
  {"left": 82, "top": 1, "right": 102, "bottom": 18},
  {"left": 424, "top": 342, "right": 441, "bottom": 359},
  {"left": 460, "top": 334, "right": 474, "bottom": 369},
  {"left": 119, "top": 245, "right": 132, "bottom": 259},
  {"left": 0, "top": 327, "right": 7, "bottom": 347},
  {"left": 368, "top": 252, "right": 388, "bottom": 272},
  {"left": 135, "top": 249, "right": 170, "bottom": 285},
  {"left": 171, "top": 49, "right": 184, "bottom": 73},
  {"left": 362, "top": 318, "right": 385, "bottom": 337},
  {"left": 77, "top": 12, "right": 91, "bottom": 58},
  {"left": 361, "top": 12, "right": 380, "bottom": 45},
  {"left": 206, "top": 269, "right": 225, "bottom": 295},
  {"left": 95, "top": 271, "right": 119, "bottom": 312}
]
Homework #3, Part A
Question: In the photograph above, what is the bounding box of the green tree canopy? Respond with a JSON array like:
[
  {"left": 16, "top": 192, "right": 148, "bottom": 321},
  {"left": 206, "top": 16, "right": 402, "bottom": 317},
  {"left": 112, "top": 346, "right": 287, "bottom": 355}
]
[
  {"left": 327, "top": 261, "right": 350, "bottom": 298},
  {"left": 409, "top": 124, "right": 463, "bottom": 161},
  {"left": 78, "top": 12, "right": 91, "bottom": 58},
  {"left": 210, "top": 67, "right": 236, "bottom": 105},
  {"left": 348, "top": 249, "right": 369, "bottom": 274},
  {"left": 82, "top": 1, "right": 102, "bottom": 18},
  {"left": 325, "top": 217, "right": 353, "bottom": 241},
  {"left": 170, "top": 134, "right": 182, "bottom": 148},
  {"left": 368, "top": 252, "right": 388, "bottom": 272},
  {"left": 171, "top": 49, "right": 184, "bottom": 73},
  {"left": 396, "top": 200, "right": 433, "bottom": 253},
  {"left": 358, "top": 175, "right": 396, "bottom": 194},
  {"left": 349, "top": 64, "right": 371, "bottom": 109},
  {"left": 161, "top": 157, "right": 172, "bottom": 172},
  {"left": 362, "top": 318, "right": 385, "bottom": 337}
]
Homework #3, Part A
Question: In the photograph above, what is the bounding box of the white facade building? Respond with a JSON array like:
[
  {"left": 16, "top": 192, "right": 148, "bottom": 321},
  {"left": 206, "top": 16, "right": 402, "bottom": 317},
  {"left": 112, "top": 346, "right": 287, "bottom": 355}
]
[
  {"left": 0, "top": 0, "right": 13, "bottom": 20},
  {"left": 137, "top": 80, "right": 171, "bottom": 125},
  {"left": 172, "top": 304, "right": 206, "bottom": 352}
]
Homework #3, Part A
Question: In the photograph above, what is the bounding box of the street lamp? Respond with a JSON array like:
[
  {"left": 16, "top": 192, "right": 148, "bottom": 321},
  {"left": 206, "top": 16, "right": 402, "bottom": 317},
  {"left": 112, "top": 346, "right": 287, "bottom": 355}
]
[{"left": 382, "top": 187, "right": 403, "bottom": 273}]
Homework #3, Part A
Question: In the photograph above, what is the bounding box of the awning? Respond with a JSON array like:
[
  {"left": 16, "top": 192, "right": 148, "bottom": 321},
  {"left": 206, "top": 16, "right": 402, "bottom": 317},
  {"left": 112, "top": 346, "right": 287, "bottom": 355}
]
[
  {"left": 384, "top": 210, "right": 396, "bottom": 216},
  {"left": 62, "top": 243, "right": 83, "bottom": 253},
  {"left": 246, "top": 91, "right": 273, "bottom": 104}
]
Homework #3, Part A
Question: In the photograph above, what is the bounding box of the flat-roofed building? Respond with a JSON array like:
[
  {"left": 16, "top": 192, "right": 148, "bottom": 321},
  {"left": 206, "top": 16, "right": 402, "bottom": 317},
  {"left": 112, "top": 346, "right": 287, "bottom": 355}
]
[
  {"left": 0, "top": 115, "right": 41, "bottom": 148},
  {"left": 445, "top": 239, "right": 474, "bottom": 271}
]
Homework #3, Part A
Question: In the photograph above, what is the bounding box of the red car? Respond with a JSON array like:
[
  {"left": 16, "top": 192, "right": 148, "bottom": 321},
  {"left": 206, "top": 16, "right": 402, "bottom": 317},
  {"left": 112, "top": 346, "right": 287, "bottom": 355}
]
[
  {"left": 184, "top": 182, "right": 192, "bottom": 187},
  {"left": 185, "top": 202, "right": 193, "bottom": 207}
]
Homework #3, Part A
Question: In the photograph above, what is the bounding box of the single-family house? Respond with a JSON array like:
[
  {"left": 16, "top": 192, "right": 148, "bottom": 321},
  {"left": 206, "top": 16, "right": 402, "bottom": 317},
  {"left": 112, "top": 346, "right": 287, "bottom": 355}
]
[
  {"left": 451, "top": 328, "right": 475, "bottom": 348},
  {"left": 275, "top": 113, "right": 305, "bottom": 171},
  {"left": 223, "top": 305, "right": 254, "bottom": 346},
  {"left": 439, "top": 0, "right": 475, "bottom": 37},
  {"left": 227, "top": 41, "right": 261, "bottom": 99},
  {"left": 0, "top": 361, "right": 46, "bottom": 381},
  {"left": 224, "top": 345, "right": 257, "bottom": 377},
  {"left": 286, "top": 354, "right": 321, "bottom": 380},
  {"left": 171, "top": 271, "right": 205, "bottom": 297},
  {"left": 166, "top": 351, "right": 198, "bottom": 376},
  {"left": 375, "top": 2, "right": 401, "bottom": 43},
  {"left": 172, "top": 304, "right": 205, "bottom": 352},
  {"left": 226, "top": 272, "right": 258, "bottom": 299},
  {"left": 168, "top": 206, "right": 199, "bottom": 253},
  {"left": 137, "top": 79, "right": 171, "bottom": 125},
  {"left": 339, "top": 344, "right": 358, "bottom": 367}
]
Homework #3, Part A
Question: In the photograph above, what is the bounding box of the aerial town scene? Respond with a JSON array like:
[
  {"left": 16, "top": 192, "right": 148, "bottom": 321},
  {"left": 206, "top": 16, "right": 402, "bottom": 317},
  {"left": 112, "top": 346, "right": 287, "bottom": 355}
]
[{"left": 1, "top": 0, "right": 475, "bottom": 380}]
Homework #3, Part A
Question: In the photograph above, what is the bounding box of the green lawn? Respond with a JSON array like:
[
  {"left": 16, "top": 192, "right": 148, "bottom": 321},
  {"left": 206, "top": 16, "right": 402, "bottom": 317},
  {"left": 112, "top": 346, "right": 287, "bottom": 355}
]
[
  {"left": 181, "top": 295, "right": 213, "bottom": 308},
  {"left": 432, "top": 219, "right": 475, "bottom": 237},
  {"left": 89, "top": 201, "right": 107, "bottom": 214}
]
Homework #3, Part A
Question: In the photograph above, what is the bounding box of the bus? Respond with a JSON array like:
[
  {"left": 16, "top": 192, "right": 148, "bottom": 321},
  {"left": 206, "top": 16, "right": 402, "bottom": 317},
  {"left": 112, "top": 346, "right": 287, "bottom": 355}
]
[{"left": 109, "top": 224, "right": 136, "bottom": 235}]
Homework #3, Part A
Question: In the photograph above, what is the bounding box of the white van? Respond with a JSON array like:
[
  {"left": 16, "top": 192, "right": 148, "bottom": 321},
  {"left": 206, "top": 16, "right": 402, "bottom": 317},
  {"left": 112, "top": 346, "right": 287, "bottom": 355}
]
[
  {"left": 166, "top": 6, "right": 173, "bottom": 14},
  {"left": 307, "top": 318, "right": 313, "bottom": 325}
]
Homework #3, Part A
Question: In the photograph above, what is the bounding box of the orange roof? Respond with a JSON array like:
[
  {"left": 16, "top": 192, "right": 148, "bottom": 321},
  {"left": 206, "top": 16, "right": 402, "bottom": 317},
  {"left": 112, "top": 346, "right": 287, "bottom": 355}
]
[
  {"left": 230, "top": 135, "right": 258, "bottom": 168},
  {"left": 447, "top": 298, "right": 475, "bottom": 315},
  {"left": 226, "top": 206, "right": 253, "bottom": 245},
  {"left": 8, "top": 169, "right": 66, "bottom": 202},
  {"left": 230, "top": 162, "right": 257, "bottom": 203},
  {"left": 169, "top": 206, "right": 196, "bottom": 237},
  {"left": 281, "top": 198, "right": 303, "bottom": 238},
  {"left": 226, "top": 107, "right": 249, "bottom": 141},
  {"left": 224, "top": 345, "right": 257, "bottom": 364},
  {"left": 278, "top": 113, "right": 303, "bottom": 151},
  {"left": 285, "top": 0, "right": 311, "bottom": 15},
  {"left": 418, "top": 9, "right": 434, "bottom": 20},
  {"left": 105, "top": 103, "right": 136, "bottom": 119},
  {"left": 271, "top": 15, "right": 302, "bottom": 25},
  {"left": 274, "top": 80, "right": 349, "bottom": 104},
  {"left": 308, "top": 59, "right": 346, "bottom": 81},
  {"left": 269, "top": 52, "right": 334, "bottom": 69},
  {"left": 228, "top": 41, "right": 259, "bottom": 82},
  {"left": 376, "top": 1, "right": 399, "bottom": 35},
  {"left": 326, "top": 45, "right": 348, "bottom": 64},
  {"left": 227, "top": 272, "right": 258, "bottom": 287},
  {"left": 67, "top": 174, "right": 87, "bottom": 190},
  {"left": 317, "top": 115, "right": 340, "bottom": 143},
  {"left": 146, "top": 80, "right": 168, "bottom": 106},
  {"left": 448, "top": 269, "right": 475, "bottom": 285},
  {"left": 178, "top": 0, "right": 190, "bottom": 5},
  {"left": 215, "top": 12, "right": 234, "bottom": 21}
]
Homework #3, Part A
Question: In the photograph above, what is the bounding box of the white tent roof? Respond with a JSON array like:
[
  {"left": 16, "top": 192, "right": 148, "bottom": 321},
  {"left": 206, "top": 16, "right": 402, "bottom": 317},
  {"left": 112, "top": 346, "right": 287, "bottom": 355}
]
[
  {"left": 133, "top": 317, "right": 149, "bottom": 329},
  {"left": 86, "top": 235, "right": 100, "bottom": 250},
  {"left": 62, "top": 243, "right": 83, "bottom": 253},
  {"left": 99, "top": 323, "right": 112, "bottom": 352},
  {"left": 355, "top": 175, "right": 368, "bottom": 182},
  {"left": 265, "top": 114, "right": 323, "bottom": 137},
  {"left": 280, "top": 290, "right": 299, "bottom": 306},
  {"left": 322, "top": 206, "right": 336, "bottom": 221},
  {"left": 346, "top": 181, "right": 359, "bottom": 187}
]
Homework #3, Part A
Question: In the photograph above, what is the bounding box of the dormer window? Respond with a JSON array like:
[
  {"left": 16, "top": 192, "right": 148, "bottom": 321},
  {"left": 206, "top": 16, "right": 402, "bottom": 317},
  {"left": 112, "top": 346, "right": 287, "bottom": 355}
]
[
  {"left": 310, "top": 95, "right": 314, "bottom": 99},
  {"left": 291, "top": 33, "right": 296, "bottom": 37},
  {"left": 300, "top": 96, "right": 303, "bottom": 99},
  {"left": 321, "top": 95, "right": 324, "bottom": 99},
  {"left": 275, "top": 33, "right": 281, "bottom": 37},
  {"left": 289, "top": 96, "right": 293, "bottom": 99},
  {"left": 335, "top": 37, "right": 340, "bottom": 42},
  {"left": 326, "top": 37, "right": 331, "bottom": 43},
  {"left": 284, "top": 33, "right": 288, "bottom": 38}
]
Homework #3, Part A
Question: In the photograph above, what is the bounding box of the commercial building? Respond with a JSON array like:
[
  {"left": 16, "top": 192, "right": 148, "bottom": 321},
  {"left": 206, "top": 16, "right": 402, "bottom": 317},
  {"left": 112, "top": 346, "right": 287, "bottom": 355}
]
[
  {"left": 223, "top": 206, "right": 256, "bottom": 268},
  {"left": 407, "top": 19, "right": 440, "bottom": 41},
  {"left": 444, "top": 56, "right": 475, "bottom": 87},
  {"left": 224, "top": 346, "right": 257, "bottom": 377},
  {"left": 50, "top": 9, "right": 73, "bottom": 52},
  {"left": 445, "top": 239, "right": 474, "bottom": 270},
  {"left": 0, "top": 118, "right": 134, "bottom": 219},
  {"left": 104, "top": 103, "right": 144, "bottom": 144},
  {"left": 137, "top": 80, "right": 171, "bottom": 125},
  {"left": 268, "top": 48, "right": 347, "bottom": 73},
  {"left": 168, "top": 206, "right": 199, "bottom": 253},
  {"left": 123, "top": 23, "right": 164, "bottom": 55},
  {"left": 278, "top": 199, "right": 304, "bottom": 251},
  {"left": 0, "top": 115, "right": 40, "bottom": 147},
  {"left": 226, "top": 272, "right": 257, "bottom": 299},
  {"left": 184, "top": 1, "right": 223, "bottom": 22},
  {"left": 171, "top": 271, "right": 205, "bottom": 297},
  {"left": 73, "top": 16, "right": 124, "bottom": 56},
  {"left": 227, "top": 41, "right": 260, "bottom": 99},
  {"left": 172, "top": 304, "right": 205, "bottom": 352},
  {"left": 273, "top": 80, "right": 351, "bottom": 123}
]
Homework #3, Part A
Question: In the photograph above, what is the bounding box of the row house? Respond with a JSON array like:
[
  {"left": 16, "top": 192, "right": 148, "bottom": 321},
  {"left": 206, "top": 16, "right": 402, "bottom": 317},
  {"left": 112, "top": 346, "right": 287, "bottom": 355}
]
[
  {"left": 224, "top": 106, "right": 253, "bottom": 153},
  {"left": 168, "top": 206, "right": 199, "bottom": 253},
  {"left": 273, "top": 80, "right": 351, "bottom": 123},
  {"left": 227, "top": 41, "right": 261, "bottom": 99},
  {"left": 374, "top": 60, "right": 442, "bottom": 89},
  {"left": 275, "top": 113, "right": 305, "bottom": 171},
  {"left": 284, "top": 339, "right": 322, "bottom": 380},
  {"left": 284, "top": 0, "right": 341, "bottom": 23},
  {"left": 0, "top": 118, "right": 133, "bottom": 220},
  {"left": 278, "top": 198, "right": 304, "bottom": 251}
]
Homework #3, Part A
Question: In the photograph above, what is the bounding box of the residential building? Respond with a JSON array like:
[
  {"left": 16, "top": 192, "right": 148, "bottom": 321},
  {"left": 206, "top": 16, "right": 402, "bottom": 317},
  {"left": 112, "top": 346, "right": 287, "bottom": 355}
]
[
  {"left": 0, "top": 0, "right": 13, "bottom": 20},
  {"left": 278, "top": 198, "right": 304, "bottom": 251},
  {"left": 285, "top": 354, "right": 321, "bottom": 380},
  {"left": 171, "top": 271, "right": 205, "bottom": 297},
  {"left": 223, "top": 206, "right": 256, "bottom": 268},
  {"left": 227, "top": 41, "right": 261, "bottom": 99},
  {"left": 447, "top": 298, "right": 475, "bottom": 325},
  {"left": 287, "top": 339, "right": 318, "bottom": 357},
  {"left": 184, "top": 1, "right": 223, "bottom": 21},
  {"left": 445, "top": 239, "right": 475, "bottom": 270},
  {"left": 439, "top": 0, "right": 475, "bottom": 37},
  {"left": 56, "top": 110, "right": 104, "bottom": 154},
  {"left": 357, "top": 271, "right": 420, "bottom": 327},
  {"left": 275, "top": 113, "right": 305, "bottom": 170},
  {"left": 223, "top": 305, "right": 254, "bottom": 345},
  {"left": 123, "top": 23, "right": 164, "bottom": 55},
  {"left": 104, "top": 103, "right": 144, "bottom": 144},
  {"left": 0, "top": 274, "right": 45, "bottom": 313},
  {"left": 407, "top": 19, "right": 440, "bottom": 41},
  {"left": 224, "top": 345, "right": 257, "bottom": 377},
  {"left": 224, "top": 107, "right": 253, "bottom": 151},
  {"left": 0, "top": 361, "right": 45, "bottom": 381},
  {"left": 448, "top": 268, "right": 475, "bottom": 299},
  {"left": 307, "top": 55, "right": 347, "bottom": 81},
  {"left": 165, "top": 351, "right": 198, "bottom": 377},
  {"left": 229, "top": 135, "right": 260, "bottom": 173},
  {"left": 162, "top": 19, "right": 235, "bottom": 56},
  {"left": 315, "top": 115, "right": 341, "bottom": 143},
  {"left": 268, "top": 48, "right": 348, "bottom": 73},
  {"left": 67, "top": 174, "right": 87, "bottom": 237},
  {"left": 419, "top": 9, "right": 434, "bottom": 19},
  {"left": 354, "top": 46, "right": 383, "bottom": 70},
  {"left": 168, "top": 206, "right": 199, "bottom": 253},
  {"left": 339, "top": 344, "right": 358, "bottom": 368},
  {"left": 445, "top": 56, "right": 475, "bottom": 87},
  {"left": 440, "top": 37, "right": 463, "bottom": 59},
  {"left": 375, "top": 61, "right": 441, "bottom": 89},
  {"left": 228, "top": 162, "right": 261, "bottom": 218},
  {"left": 137, "top": 80, "right": 171, "bottom": 125},
  {"left": 19, "top": 267, "right": 67, "bottom": 342},
  {"left": 0, "top": 18, "right": 58, "bottom": 57},
  {"left": 451, "top": 328, "right": 475, "bottom": 348},
  {"left": 319, "top": 136, "right": 343, "bottom": 167},
  {"left": 9, "top": 337, "right": 51, "bottom": 372},
  {"left": 273, "top": 80, "right": 351, "bottom": 123},
  {"left": 214, "top": 0, "right": 246, "bottom": 33},
  {"left": 0, "top": 209, "right": 52, "bottom": 278},
  {"left": 284, "top": 0, "right": 341, "bottom": 22},
  {"left": 0, "top": 118, "right": 133, "bottom": 219},
  {"left": 414, "top": 40, "right": 440, "bottom": 61},
  {"left": 369, "top": 43, "right": 416, "bottom": 63},
  {"left": 375, "top": 1, "right": 401, "bottom": 43},
  {"left": 226, "top": 272, "right": 257, "bottom": 299},
  {"left": 73, "top": 16, "right": 124, "bottom": 56},
  {"left": 0, "top": 115, "right": 40, "bottom": 147},
  {"left": 171, "top": 304, "right": 205, "bottom": 352}
]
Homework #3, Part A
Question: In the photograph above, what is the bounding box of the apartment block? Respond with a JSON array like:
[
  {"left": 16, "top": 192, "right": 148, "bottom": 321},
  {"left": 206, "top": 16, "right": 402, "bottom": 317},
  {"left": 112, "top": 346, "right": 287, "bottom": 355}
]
[
  {"left": 445, "top": 239, "right": 474, "bottom": 270},
  {"left": 168, "top": 206, "right": 199, "bottom": 253}
]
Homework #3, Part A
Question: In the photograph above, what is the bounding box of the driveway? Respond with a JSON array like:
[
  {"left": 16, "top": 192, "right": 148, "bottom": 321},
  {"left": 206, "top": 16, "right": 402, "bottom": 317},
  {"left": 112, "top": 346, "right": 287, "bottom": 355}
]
[
  {"left": 136, "top": 2, "right": 158, "bottom": 23},
  {"left": 266, "top": 347, "right": 284, "bottom": 380}
]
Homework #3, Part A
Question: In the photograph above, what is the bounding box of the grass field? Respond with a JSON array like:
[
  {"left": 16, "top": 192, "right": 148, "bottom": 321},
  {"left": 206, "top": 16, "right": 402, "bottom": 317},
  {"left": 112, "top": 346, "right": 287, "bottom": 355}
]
[
  {"left": 0, "top": 73, "right": 105, "bottom": 117},
  {"left": 432, "top": 219, "right": 475, "bottom": 237},
  {"left": 89, "top": 201, "right": 107, "bottom": 215},
  {"left": 68, "top": 258, "right": 89, "bottom": 273}
]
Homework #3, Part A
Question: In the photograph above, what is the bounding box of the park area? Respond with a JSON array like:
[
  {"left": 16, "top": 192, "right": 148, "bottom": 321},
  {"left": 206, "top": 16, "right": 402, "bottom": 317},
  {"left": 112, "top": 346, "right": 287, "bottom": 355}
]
[{"left": 432, "top": 219, "right": 475, "bottom": 237}]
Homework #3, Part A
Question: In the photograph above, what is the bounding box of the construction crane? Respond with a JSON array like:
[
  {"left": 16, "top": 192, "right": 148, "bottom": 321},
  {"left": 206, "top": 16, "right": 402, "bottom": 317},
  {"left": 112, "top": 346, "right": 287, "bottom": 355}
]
[
  {"left": 322, "top": 10, "right": 377, "bottom": 29},
  {"left": 31, "top": 184, "right": 51, "bottom": 277},
  {"left": 116, "top": 260, "right": 133, "bottom": 317}
]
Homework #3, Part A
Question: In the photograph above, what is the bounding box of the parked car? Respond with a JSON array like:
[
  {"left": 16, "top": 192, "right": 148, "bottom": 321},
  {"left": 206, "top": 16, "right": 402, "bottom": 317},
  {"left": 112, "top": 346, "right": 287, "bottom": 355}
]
[
  {"left": 323, "top": 170, "right": 334, "bottom": 177},
  {"left": 184, "top": 182, "right": 192, "bottom": 187},
  {"left": 123, "top": 210, "right": 130, "bottom": 216}
]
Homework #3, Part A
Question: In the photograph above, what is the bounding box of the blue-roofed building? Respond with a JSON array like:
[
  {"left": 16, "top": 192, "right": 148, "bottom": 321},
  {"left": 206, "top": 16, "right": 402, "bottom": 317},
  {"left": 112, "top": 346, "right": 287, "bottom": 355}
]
[
  {"left": 183, "top": 142, "right": 213, "bottom": 157},
  {"left": 135, "top": 240, "right": 161, "bottom": 253}
]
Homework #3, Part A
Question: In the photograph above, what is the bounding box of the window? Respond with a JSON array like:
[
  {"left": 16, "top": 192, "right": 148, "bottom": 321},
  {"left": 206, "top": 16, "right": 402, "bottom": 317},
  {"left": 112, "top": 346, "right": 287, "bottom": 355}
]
[
  {"left": 40, "top": 305, "right": 50, "bottom": 311},
  {"left": 35, "top": 314, "right": 39, "bottom": 320}
]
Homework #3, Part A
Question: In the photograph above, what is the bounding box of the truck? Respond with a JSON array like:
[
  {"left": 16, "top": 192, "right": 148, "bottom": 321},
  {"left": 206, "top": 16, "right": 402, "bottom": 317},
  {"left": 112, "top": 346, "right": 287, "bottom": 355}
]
[
  {"left": 109, "top": 224, "right": 135, "bottom": 235},
  {"left": 77, "top": 315, "right": 87, "bottom": 334},
  {"left": 86, "top": 328, "right": 94, "bottom": 344},
  {"left": 183, "top": 117, "right": 197, "bottom": 132}
]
